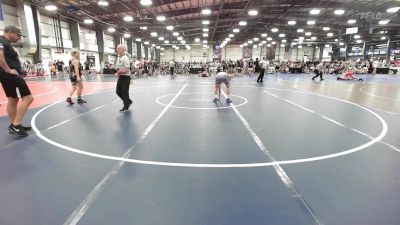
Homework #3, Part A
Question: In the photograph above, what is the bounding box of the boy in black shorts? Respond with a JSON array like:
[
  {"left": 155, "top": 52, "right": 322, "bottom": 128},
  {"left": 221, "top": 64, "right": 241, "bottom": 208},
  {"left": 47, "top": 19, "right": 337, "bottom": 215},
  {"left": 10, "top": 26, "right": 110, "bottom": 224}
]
[{"left": 0, "top": 26, "right": 34, "bottom": 136}]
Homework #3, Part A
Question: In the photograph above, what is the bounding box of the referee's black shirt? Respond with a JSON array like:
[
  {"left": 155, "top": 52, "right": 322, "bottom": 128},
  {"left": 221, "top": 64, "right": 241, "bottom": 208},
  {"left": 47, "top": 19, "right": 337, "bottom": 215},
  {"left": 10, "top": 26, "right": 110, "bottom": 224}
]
[{"left": 0, "top": 35, "right": 22, "bottom": 76}]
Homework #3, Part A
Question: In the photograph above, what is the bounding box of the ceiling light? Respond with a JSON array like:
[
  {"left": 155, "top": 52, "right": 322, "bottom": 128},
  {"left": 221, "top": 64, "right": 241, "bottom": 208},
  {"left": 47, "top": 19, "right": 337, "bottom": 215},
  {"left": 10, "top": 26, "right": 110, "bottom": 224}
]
[
  {"left": 164, "top": 40, "right": 170, "bottom": 44},
  {"left": 271, "top": 28, "right": 278, "bottom": 32},
  {"left": 202, "top": 20, "right": 210, "bottom": 25},
  {"left": 253, "top": 37, "right": 259, "bottom": 41},
  {"left": 177, "top": 36, "right": 183, "bottom": 40},
  {"left": 299, "top": 37, "right": 304, "bottom": 40},
  {"left": 203, "top": 45, "right": 208, "bottom": 48},
  {"left": 334, "top": 39, "right": 339, "bottom": 42},
  {"left": 195, "top": 38, "right": 200, "bottom": 42},
  {"left": 253, "top": 45, "right": 257, "bottom": 48},
  {"left": 175, "top": 46, "right": 179, "bottom": 50},
  {"left": 203, "top": 40, "right": 207, "bottom": 44},
  {"left": 381, "top": 36, "right": 387, "bottom": 40},
  {"left": 45, "top": 5, "right": 57, "bottom": 11},
  {"left": 203, "top": 28, "right": 209, "bottom": 32},
  {"left": 156, "top": 46, "right": 160, "bottom": 49},
  {"left": 305, "top": 32, "right": 312, "bottom": 36},
  {"left": 124, "top": 33, "right": 131, "bottom": 38},
  {"left": 298, "top": 45, "right": 302, "bottom": 48},
  {"left": 157, "top": 16, "right": 166, "bottom": 21},
  {"left": 280, "top": 44, "right": 285, "bottom": 47},
  {"left": 181, "top": 40, "right": 186, "bottom": 44},
  {"left": 107, "top": 27, "right": 115, "bottom": 33},
  {"left": 258, "top": 43, "right": 263, "bottom": 46},
  {"left": 186, "top": 45, "right": 191, "bottom": 49},
  {"left": 248, "top": 10, "right": 258, "bottom": 16},
  {"left": 356, "top": 40, "right": 362, "bottom": 43},
  {"left": 311, "top": 36, "right": 317, "bottom": 40},
  {"left": 202, "top": 9, "right": 211, "bottom": 15},
  {"left": 226, "top": 38, "right": 231, "bottom": 42},
  {"left": 166, "top": 26, "right": 174, "bottom": 30},
  {"left": 261, "top": 40, "right": 266, "bottom": 44},
  {"left": 172, "top": 32, "right": 179, "bottom": 36},
  {"left": 151, "top": 44, "right": 155, "bottom": 47},
  {"left": 282, "top": 39, "right": 287, "bottom": 43},
  {"left": 240, "top": 45, "right": 243, "bottom": 48},
  {"left": 144, "top": 41, "right": 149, "bottom": 45},
  {"left": 307, "top": 20, "right": 316, "bottom": 25},
  {"left": 233, "top": 29, "right": 240, "bottom": 33},
  {"left": 158, "top": 37, "right": 164, "bottom": 41},
  {"left": 161, "top": 47, "right": 165, "bottom": 50},
  {"left": 135, "top": 38, "right": 142, "bottom": 41},
  {"left": 261, "top": 33, "right": 267, "bottom": 37},
  {"left": 327, "top": 33, "right": 333, "bottom": 37},
  {"left": 339, "top": 42, "right": 344, "bottom": 46},
  {"left": 271, "top": 41, "right": 276, "bottom": 44},
  {"left": 297, "top": 28, "right": 304, "bottom": 33},
  {"left": 84, "top": 19, "right": 93, "bottom": 24},
  {"left": 279, "top": 33, "right": 285, "bottom": 37},
  {"left": 310, "top": 9, "right": 320, "bottom": 15},
  {"left": 248, "top": 40, "right": 253, "bottom": 44},
  {"left": 267, "top": 44, "right": 271, "bottom": 47},
  {"left": 229, "top": 34, "right": 234, "bottom": 38},
  {"left": 203, "top": 33, "right": 209, "bottom": 37},
  {"left": 348, "top": 19, "right": 356, "bottom": 24},
  {"left": 243, "top": 43, "right": 248, "bottom": 46},
  {"left": 267, "top": 37, "right": 272, "bottom": 41},
  {"left": 354, "top": 35, "right": 360, "bottom": 39},
  {"left": 334, "top": 9, "right": 345, "bottom": 15},
  {"left": 288, "top": 20, "right": 296, "bottom": 25},
  {"left": 239, "top": 21, "right": 247, "bottom": 26},
  {"left": 140, "top": 26, "right": 147, "bottom": 30},
  {"left": 379, "top": 20, "right": 390, "bottom": 25},
  {"left": 325, "top": 44, "right": 330, "bottom": 47},
  {"left": 123, "top": 16, "right": 133, "bottom": 22},
  {"left": 98, "top": 1, "right": 109, "bottom": 6},
  {"left": 140, "top": 0, "right": 152, "bottom": 6},
  {"left": 150, "top": 32, "right": 157, "bottom": 37},
  {"left": 323, "top": 27, "right": 330, "bottom": 31},
  {"left": 387, "top": 7, "right": 400, "bottom": 13}
]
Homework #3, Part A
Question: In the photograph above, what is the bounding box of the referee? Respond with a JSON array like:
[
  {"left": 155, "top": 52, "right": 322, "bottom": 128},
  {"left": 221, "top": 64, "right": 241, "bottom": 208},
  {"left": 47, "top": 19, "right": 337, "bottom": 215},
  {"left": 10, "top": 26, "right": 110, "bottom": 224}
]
[
  {"left": 0, "top": 26, "right": 34, "bottom": 136},
  {"left": 115, "top": 44, "right": 132, "bottom": 112}
]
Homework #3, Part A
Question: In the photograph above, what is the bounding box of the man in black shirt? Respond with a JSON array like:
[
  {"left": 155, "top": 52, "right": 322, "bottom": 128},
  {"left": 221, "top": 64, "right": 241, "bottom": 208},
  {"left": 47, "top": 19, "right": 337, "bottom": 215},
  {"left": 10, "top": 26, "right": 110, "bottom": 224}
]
[{"left": 0, "top": 26, "right": 34, "bottom": 136}]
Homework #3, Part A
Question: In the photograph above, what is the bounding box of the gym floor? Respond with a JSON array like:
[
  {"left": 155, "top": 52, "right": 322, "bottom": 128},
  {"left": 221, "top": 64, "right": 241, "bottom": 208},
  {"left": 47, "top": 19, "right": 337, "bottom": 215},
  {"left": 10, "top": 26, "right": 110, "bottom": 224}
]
[{"left": 0, "top": 73, "right": 399, "bottom": 225}]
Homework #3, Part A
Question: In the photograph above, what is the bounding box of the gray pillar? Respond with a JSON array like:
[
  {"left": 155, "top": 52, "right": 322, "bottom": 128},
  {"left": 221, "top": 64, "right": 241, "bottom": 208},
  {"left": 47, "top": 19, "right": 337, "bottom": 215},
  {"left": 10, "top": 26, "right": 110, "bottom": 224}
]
[
  {"left": 312, "top": 45, "right": 316, "bottom": 61},
  {"left": 386, "top": 38, "right": 391, "bottom": 60},
  {"left": 318, "top": 44, "right": 324, "bottom": 61},
  {"left": 127, "top": 38, "right": 133, "bottom": 56},
  {"left": 173, "top": 48, "right": 176, "bottom": 60},
  {"left": 16, "top": 1, "right": 37, "bottom": 56},
  {"left": 144, "top": 45, "right": 149, "bottom": 59},
  {"left": 136, "top": 42, "right": 142, "bottom": 59},
  {"left": 113, "top": 34, "right": 121, "bottom": 53},
  {"left": 69, "top": 21, "right": 80, "bottom": 49},
  {"left": 345, "top": 44, "right": 349, "bottom": 60},
  {"left": 96, "top": 30, "right": 104, "bottom": 63},
  {"left": 363, "top": 42, "right": 367, "bottom": 60},
  {"left": 31, "top": 5, "right": 41, "bottom": 63}
]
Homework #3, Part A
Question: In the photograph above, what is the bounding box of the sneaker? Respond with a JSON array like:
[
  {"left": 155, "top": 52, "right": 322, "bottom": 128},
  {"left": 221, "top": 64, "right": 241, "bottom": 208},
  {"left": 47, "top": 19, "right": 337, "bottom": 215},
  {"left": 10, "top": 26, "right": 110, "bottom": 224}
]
[
  {"left": 126, "top": 99, "right": 133, "bottom": 110},
  {"left": 119, "top": 107, "right": 129, "bottom": 113},
  {"left": 213, "top": 98, "right": 218, "bottom": 103},
  {"left": 226, "top": 98, "right": 232, "bottom": 104},
  {"left": 77, "top": 99, "right": 87, "bottom": 104},
  {"left": 66, "top": 97, "right": 74, "bottom": 105},
  {"left": 11, "top": 124, "right": 31, "bottom": 131},
  {"left": 321, "top": 79, "right": 324, "bottom": 81},
  {"left": 8, "top": 124, "right": 28, "bottom": 137}
]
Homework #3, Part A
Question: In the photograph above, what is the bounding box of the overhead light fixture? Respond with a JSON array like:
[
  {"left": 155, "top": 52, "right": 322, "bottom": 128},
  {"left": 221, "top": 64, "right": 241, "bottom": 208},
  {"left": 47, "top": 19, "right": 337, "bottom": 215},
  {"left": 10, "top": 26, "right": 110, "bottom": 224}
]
[
  {"left": 339, "top": 42, "right": 344, "bottom": 46},
  {"left": 202, "top": 9, "right": 211, "bottom": 15},
  {"left": 262, "top": 40, "right": 266, "bottom": 44},
  {"left": 271, "top": 41, "right": 276, "bottom": 44},
  {"left": 151, "top": 44, "right": 156, "bottom": 47},
  {"left": 310, "top": 9, "right": 320, "bottom": 15},
  {"left": 161, "top": 47, "right": 165, "bottom": 50},
  {"left": 280, "top": 44, "right": 285, "bottom": 47},
  {"left": 248, "top": 40, "right": 253, "bottom": 44},
  {"left": 253, "top": 37, "right": 259, "bottom": 41},
  {"left": 327, "top": 33, "right": 333, "bottom": 37},
  {"left": 282, "top": 39, "right": 287, "bottom": 43},
  {"left": 311, "top": 36, "right": 317, "bottom": 40},
  {"left": 298, "top": 45, "right": 303, "bottom": 48},
  {"left": 124, "top": 33, "right": 131, "bottom": 38},
  {"left": 243, "top": 43, "right": 248, "bottom": 46},
  {"left": 150, "top": 32, "right": 157, "bottom": 37},
  {"left": 123, "top": 16, "right": 133, "bottom": 22},
  {"left": 181, "top": 40, "right": 186, "bottom": 44},
  {"left": 258, "top": 43, "right": 263, "bottom": 46},
  {"left": 144, "top": 41, "right": 150, "bottom": 45},
  {"left": 381, "top": 36, "right": 387, "bottom": 40},
  {"left": 305, "top": 32, "right": 312, "bottom": 36},
  {"left": 298, "top": 37, "right": 305, "bottom": 40},
  {"left": 226, "top": 38, "right": 231, "bottom": 41},
  {"left": 140, "top": 26, "right": 147, "bottom": 30},
  {"left": 158, "top": 36, "right": 164, "bottom": 41},
  {"left": 203, "top": 33, "right": 209, "bottom": 37},
  {"left": 334, "top": 9, "right": 345, "bottom": 15},
  {"left": 240, "top": 45, "right": 244, "bottom": 48},
  {"left": 323, "top": 27, "right": 330, "bottom": 31},
  {"left": 203, "top": 45, "right": 208, "bottom": 48},
  {"left": 354, "top": 35, "right": 360, "bottom": 39},
  {"left": 229, "top": 34, "right": 234, "bottom": 38},
  {"left": 348, "top": 19, "right": 356, "bottom": 24},
  {"left": 84, "top": 19, "right": 93, "bottom": 24},
  {"left": 45, "top": 5, "right": 57, "bottom": 11},
  {"left": 233, "top": 28, "right": 240, "bottom": 33},
  {"left": 288, "top": 20, "right": 296, "bottom": 25},
  {"left": 325, "top": 44, "right": 330, "bottom": 48},
  {"left": 334, "top": 39, "right": 339, "bottom": 42},
  {"left": 267, "top": 44, "right": 272, "bottom": 47},
  {"left": 307, "top": 20, "right": 316, "bottom": 25},
  {"left": 279, "top": 33, "right": 285, "bottom": 37},
  {"left": 203, "top": 28, "right": 209, "bottom": 32},
  {"left": 387, "top": 7, "right": 400, "bottom": 13},
  {"left": 177, "top": 36, "right": 183, "bottom": 40},
  {"left": 164, "top": 40, "right": 170, "bottom": 44},
  {"left": 202, "top": 20, "right": 210, "bottom": 25},
  {"left": 297, "top": 28, "right": 304, "bottom": 33},
  {"left": 253, "top": 45, "right": 258, "bottom": 48},
  {"left": 172, "top": 32, "right": 179, "bottom": 36},
  {"left": 261, "top": 33, "right": 267, "bottom": 37},
  {"left": 195, "top": 38, "right": 200, "bottom": 42},
  {"left": 140, "top": 0, "right": 152, "bottom": 6},
  {"left": 356, "top": 39, "right": 363, "bottom": 43},
  {"left": 239, "top": 21, "right": 247, "bottom": 26},
  {"left": 186, "top": 45, "right": 191, "bottom": 49},
  {"left": 166, "top": 26, "right": 174, "bottom": 30},
  {"left": 271, "top": 28, "right": 278, "bottom": 32},
  {"left": 175, "top": 46, "right": 179, "bottom": 50},
  {"left": 156, "top": 16, "right": 166, "bottom": 21},
  {"left": 156, "top": 46, "right": 160, "bottom": 49},
  {"left": 135, "top": 38, "right": 142, "bottom": 41},
  {"left": 203, "top": 40, "right": 207, "bottom": 44},
  {"left": 248, "top": 10, "right": 258, "bottom": 16},
  {"left": 107, "top": 27, "right": 115, "bottom": 33},
  {"left": 98, "top": 1, "right": 109, "bottom": 6},
  {"left": 379, "top": 20, "right": 390, "bottom": 25},
  {"left": 267, "top": 37, "right": 272, "bottom": 41}
]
